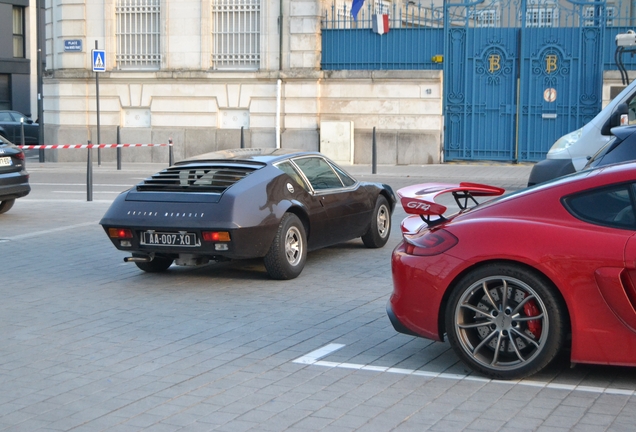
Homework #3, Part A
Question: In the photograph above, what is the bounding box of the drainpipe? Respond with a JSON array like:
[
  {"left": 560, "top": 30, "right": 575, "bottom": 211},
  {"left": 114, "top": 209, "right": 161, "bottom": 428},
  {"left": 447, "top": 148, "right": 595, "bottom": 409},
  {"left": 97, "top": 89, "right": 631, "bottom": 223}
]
[
  {"left": 36, "top": 0, "right": 44, "bottom": 161},
  {"left": 276, "top": 0, "right": 283, "bottom": 148},
  {"left": 279, "top": 0, "right": 283, "bottom": 71}
]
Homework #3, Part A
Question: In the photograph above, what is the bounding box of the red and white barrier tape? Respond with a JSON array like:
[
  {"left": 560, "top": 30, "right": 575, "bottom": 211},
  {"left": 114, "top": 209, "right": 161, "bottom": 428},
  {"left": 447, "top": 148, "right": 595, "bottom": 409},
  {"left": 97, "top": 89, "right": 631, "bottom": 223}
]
[{"left": 19, "top": 143, "right": 172, "bottom": 150}]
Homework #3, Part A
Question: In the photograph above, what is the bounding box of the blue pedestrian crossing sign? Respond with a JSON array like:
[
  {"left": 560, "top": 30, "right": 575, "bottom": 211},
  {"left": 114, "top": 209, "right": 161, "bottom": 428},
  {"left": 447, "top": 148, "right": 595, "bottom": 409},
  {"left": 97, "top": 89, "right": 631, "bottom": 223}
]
[{"left": 92, "top": 49, "right": 106, "bottom": 72}]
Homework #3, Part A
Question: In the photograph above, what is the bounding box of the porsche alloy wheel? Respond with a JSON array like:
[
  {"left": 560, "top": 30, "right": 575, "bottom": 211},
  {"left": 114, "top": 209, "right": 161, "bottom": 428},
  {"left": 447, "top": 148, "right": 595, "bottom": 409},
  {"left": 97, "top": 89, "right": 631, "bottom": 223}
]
[
  {"left": 0, "top": 199, "right": 15, "bottom": 215},
  {"left": 361, "top": 196, "right": 391, "bottom": 248},
  {"left": 264, "top": 213, "right": 307, "bottom": 280},
  {"left": 445, "top": 264, "right": 566, "bottom": 380}
]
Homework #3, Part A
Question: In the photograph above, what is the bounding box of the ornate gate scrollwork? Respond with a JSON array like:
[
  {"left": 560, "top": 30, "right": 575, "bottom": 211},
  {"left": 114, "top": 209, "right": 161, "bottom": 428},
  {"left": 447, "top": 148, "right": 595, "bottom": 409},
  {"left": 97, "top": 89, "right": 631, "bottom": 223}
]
[{"left": 444, "top": 0, "right": 606, "bottom": 162}]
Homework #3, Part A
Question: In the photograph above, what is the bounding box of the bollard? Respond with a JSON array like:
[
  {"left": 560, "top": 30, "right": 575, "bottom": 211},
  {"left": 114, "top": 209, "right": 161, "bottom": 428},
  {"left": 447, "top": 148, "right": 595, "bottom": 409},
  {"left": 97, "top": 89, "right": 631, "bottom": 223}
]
[
  {"left": 372, "top": 127, "right": 377, "bottom": 174},
  {"left": 240, "top": 126, "right": 244, "bottom": 148},
  {"left": 20, "top": 118, "right": 25, "bottom": 145},
  {"left": 87, "top": 140, "right": 93, "bottom": 202},
  {"left": 169, "top": 138, "right": 174, "bottom": 166},
  {"left": 116, "top": 126, "right": 122, "bottom": 170}
]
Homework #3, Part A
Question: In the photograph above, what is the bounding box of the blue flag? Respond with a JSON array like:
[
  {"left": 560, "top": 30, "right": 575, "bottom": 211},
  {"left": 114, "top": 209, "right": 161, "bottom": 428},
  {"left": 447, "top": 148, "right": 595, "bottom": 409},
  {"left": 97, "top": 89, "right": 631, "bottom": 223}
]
[{"left": 351, "top": 0, "right": 365, "bottom": 20}]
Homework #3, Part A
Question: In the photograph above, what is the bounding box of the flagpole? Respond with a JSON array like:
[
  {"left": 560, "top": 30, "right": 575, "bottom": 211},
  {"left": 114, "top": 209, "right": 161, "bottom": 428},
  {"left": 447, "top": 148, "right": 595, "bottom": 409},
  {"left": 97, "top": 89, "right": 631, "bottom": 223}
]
[{"left": 95, "top": 40, "right": 101, "bottom": 166}]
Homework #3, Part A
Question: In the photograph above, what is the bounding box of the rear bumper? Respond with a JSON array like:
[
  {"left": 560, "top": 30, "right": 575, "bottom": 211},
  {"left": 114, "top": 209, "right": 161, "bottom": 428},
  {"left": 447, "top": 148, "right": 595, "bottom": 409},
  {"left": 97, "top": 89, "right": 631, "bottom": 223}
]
[
  {"left": 0, "top": 171, "right": 30, "bottom": 200},
  {"left": 389, "top": 241, "right": 466, "bottom": 342},
  {"left": 386, "top": 301, "right": 420, "bottom": 337},
  {"left": 527, "top": 158, "right": 575, "bottom": 186},
  {"left": 101, "top": 222, "right": 278, "bottom": 260}
]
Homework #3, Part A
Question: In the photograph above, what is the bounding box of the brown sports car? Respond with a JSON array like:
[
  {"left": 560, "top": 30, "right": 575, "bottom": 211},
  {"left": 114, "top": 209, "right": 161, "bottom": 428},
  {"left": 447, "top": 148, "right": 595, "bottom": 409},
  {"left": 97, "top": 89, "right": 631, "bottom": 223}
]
[{"left": 100, "top": 148, "right": 396, "bottom": 279}]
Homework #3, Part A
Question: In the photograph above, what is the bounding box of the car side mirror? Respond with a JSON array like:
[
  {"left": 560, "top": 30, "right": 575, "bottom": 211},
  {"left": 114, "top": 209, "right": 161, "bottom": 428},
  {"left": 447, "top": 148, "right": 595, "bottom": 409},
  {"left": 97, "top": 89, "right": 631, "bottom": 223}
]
[
  {"left": 610, "top": 103, "right": 629, "bottom": 128},
  {"left": 603, "top": 103, "right": 630, "bottom": 135}
]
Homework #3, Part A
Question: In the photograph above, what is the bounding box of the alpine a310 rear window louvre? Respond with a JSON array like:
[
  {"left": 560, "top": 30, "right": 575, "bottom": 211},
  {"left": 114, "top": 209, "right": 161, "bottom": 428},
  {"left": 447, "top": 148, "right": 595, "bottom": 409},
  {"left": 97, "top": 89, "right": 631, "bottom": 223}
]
[{"left": 137, "top": 164, "right": 258, "bottom": 193}]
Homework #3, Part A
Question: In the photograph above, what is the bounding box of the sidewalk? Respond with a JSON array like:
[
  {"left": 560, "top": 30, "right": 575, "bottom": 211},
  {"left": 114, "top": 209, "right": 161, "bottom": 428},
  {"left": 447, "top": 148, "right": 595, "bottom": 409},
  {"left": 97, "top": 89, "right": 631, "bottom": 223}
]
[
  {"left": 346, "top": 162, "right": 534, "bottom": 190},
  {"left": 25, "top": 160, "right": 535, "bottom": 191}
]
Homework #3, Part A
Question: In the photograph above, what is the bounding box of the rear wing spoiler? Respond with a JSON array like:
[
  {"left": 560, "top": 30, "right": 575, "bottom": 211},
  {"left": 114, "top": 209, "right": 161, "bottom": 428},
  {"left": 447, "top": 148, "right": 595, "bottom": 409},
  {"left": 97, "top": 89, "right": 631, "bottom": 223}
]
[{"left": 397, "top": 182, "right": 505, "bottom": 226}]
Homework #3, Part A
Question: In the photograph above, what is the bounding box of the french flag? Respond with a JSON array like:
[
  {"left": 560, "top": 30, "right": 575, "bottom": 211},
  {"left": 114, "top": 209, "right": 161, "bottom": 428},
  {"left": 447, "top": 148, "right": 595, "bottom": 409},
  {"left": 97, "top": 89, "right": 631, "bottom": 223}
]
[{"left": 372, "top": 14, "right": 390, "bottom": 35}]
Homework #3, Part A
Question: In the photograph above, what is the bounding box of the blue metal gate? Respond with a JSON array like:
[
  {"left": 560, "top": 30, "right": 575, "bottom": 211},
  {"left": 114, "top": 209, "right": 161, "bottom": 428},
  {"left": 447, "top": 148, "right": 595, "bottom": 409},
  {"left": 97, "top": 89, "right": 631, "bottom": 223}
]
[{"left": 443, "top": 0, "right": 608, "bottom": 162}]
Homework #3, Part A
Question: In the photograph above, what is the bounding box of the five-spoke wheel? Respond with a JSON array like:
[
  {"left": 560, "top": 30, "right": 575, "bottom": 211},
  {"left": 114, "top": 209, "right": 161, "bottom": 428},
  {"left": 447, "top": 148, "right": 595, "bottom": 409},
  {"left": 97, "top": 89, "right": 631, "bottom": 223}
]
[
  {"left": 362, "top": 195, "right": 391, "bottom": 248},
  {"left": 264, "top": 213, "right": 307, "bottom": 280}
]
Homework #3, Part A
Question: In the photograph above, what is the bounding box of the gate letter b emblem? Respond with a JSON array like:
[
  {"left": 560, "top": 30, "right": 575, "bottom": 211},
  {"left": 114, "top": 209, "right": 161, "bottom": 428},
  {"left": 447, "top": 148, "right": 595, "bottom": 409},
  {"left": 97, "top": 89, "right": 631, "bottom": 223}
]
[
  {"left": 489, "top": 54, "right": 501, "bottom": 73},
  {"left": 545, "top": 55, "right": 558, "bottom": 74}
]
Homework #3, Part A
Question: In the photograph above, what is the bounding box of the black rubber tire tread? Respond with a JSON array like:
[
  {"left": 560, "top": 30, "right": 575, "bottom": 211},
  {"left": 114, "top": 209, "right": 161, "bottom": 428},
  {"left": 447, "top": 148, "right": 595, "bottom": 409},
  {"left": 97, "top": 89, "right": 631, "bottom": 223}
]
[
  {"left": 361, "top": 195, "right": 391, "bottom": 248},
  {"left": 263, "top": 213, "right": 307, "bottom": 280},
  {"left": 445, "top": 263, "right": 566, "bottom": 380},
  {"left": 0, "top": 199, "right": 15, "bottom": 215},
  {"left": 134, "top": 255, "right": 174, "bottom": 273}
]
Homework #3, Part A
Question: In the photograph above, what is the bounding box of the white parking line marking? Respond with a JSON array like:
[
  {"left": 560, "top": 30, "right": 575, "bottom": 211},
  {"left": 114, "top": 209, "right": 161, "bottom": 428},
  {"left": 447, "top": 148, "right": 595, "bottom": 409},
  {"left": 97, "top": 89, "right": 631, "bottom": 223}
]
[
  {"left": 22, "top": 199, "right": 114, "bottom": 203},
  {"left": 293, "top": 344, "right": 636, "bottom": 396},
  {"left": 3, "top": 222, "right": 98, "bottom": 240},
  {"left": 53, "top": 191, "right": 123, "bottom": 194},
  {"left": 292, "top": 343, "right": 345, "bottom": 364},
  {"left": 30, "top": 183, "right": 130, "bottom": 187}
]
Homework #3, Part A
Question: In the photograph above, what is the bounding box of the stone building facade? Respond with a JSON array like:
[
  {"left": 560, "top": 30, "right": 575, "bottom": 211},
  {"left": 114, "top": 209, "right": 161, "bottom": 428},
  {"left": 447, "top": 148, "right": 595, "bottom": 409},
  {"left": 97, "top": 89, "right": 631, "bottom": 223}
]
[
  {"left": 0, "top": 0, "right": 38, "bottom": 115},
  {"left": 42, "top": 0, "right": 443, "bottom": 164}
]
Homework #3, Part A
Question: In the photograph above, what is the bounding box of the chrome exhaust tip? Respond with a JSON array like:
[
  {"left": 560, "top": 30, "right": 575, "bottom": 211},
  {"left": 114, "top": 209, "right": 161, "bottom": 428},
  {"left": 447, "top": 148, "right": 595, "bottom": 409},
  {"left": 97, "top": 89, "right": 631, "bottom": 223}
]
[{"left": 124, "top": 256, "right": 152, "bottom": 263}]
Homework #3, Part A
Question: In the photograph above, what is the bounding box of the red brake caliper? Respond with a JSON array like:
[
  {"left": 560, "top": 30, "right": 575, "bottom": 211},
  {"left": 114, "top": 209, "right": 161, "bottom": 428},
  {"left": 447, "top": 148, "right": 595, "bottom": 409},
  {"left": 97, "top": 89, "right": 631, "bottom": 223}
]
[{"left": 523, "top": 299, "right": 542, "bottom": 338}]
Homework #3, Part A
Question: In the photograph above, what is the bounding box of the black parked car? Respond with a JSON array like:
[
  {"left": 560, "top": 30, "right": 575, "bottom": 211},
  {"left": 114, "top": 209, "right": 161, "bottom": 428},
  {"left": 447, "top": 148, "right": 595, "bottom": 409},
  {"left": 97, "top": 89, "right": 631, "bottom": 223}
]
[
  {"left": 0, "top": 110, "right": 39, "bottom": 145},
  {"left": 584, "top": 125, "right": 636, "bottom": 170},
  {"left": 100, "top": 148, "right": 396, "bottom": 279},
  {"left": 0, "top": 136, "right": 30, "bottom": 214},
  {"left": 528, "top": 125, "right": 636, "bottom": 186}
]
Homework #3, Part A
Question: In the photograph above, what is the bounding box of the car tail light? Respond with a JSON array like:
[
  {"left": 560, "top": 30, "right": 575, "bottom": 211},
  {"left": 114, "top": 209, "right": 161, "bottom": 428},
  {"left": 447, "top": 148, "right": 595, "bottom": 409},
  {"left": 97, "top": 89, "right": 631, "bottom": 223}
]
[
  {"left": 202, "top": 231, "right": 231, "bottom": 242},
  {"left": 15, "top": 152, "right": 25, "bottom": 160},
  {"left": 108, "top": 228, "right": 133, "bottom": 239},
  {"left": 404, "top": 228, "right": 458, "bottom": 256}
]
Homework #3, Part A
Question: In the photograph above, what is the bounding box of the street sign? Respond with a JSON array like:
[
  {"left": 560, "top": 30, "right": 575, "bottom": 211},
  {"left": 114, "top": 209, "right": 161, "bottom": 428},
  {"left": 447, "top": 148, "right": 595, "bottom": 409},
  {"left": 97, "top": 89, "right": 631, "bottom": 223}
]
[
  {"left": 64, "top": 40, "right": 83, "bottom": 52},
  {"left": 92, "top": 49, "right": 106, "bottom": 72}
]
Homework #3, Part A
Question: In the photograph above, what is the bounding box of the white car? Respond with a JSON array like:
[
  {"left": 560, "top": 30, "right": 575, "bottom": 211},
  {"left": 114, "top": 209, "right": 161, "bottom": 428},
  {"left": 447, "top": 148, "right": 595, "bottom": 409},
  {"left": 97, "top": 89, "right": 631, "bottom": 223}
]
[{"left": 527, "top": 78, "right": 636, "bottom": 186}]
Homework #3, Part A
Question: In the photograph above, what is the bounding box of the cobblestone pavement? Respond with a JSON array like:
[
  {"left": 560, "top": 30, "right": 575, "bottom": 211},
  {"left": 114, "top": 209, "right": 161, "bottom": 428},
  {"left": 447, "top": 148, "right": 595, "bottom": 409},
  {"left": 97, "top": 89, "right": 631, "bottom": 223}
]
[{"left": 1, "top": 161, "right": 635, "bottom": 432}]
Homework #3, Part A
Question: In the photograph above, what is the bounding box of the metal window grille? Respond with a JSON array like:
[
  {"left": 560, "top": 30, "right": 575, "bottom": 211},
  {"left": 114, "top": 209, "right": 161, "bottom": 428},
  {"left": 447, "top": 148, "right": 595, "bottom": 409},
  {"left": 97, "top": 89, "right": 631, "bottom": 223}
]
[
  {"left": 13, "top": 7, "right": 24, "bottom": 58},
  {"left": 373, "top": 0, "right": 391, "bottom": 15},
  {"left": 211, "top": 0, "right": 261, "bottom": 70},
  {"left": 525, "top": 7, "right": 558, "bottom": 27},
  {"left": 116, "top": 0, "right": 161, "bottom": 70},
  {"left": 584, "top": 6, "right": 615, "bottom": 26},
  {"left": 470, "top": 8, "right": 500, "bottom": 27}
]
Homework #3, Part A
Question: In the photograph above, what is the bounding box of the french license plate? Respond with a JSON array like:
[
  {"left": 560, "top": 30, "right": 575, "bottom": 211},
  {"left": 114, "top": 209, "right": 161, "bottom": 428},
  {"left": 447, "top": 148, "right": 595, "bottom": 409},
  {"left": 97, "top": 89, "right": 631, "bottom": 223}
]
[
  {"left": 0, "top": 157, "right": 12, "bottom": 167},
  {"left": 141, "top": 231, "right": 199, "bottom": 247}
]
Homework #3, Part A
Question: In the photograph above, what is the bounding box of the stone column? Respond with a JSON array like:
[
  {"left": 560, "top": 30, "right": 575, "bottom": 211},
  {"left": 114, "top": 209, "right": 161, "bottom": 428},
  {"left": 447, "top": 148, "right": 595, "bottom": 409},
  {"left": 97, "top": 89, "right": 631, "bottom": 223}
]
[{"left": 287, "top": 0, "right": 321, "bottom": 70}]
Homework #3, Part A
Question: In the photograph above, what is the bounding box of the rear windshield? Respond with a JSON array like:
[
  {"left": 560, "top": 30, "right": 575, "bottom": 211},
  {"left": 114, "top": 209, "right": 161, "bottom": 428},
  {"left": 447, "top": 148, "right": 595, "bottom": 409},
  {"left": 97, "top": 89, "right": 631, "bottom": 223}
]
[{"left": 137, "top": 164, "right": 259, "bottom": 193}]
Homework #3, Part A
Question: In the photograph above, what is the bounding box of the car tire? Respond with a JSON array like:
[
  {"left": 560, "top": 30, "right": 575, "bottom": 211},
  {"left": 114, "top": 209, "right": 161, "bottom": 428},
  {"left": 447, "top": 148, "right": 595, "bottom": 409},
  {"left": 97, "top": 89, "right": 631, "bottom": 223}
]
[
  {"left": 0, "top": 199, "right": 15, "bottom": 215},
  {"left": 445, "top": 263, "right": 566, "bottom": 380},
  {"left": 134, "top": 254, "right": 174, "bottom": 273},
  {"left": 361, "top": 195, "right": 391, "bottom": 248},
  {"left": 264, "top": 213, "right": 307, "bottom": 280}
]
